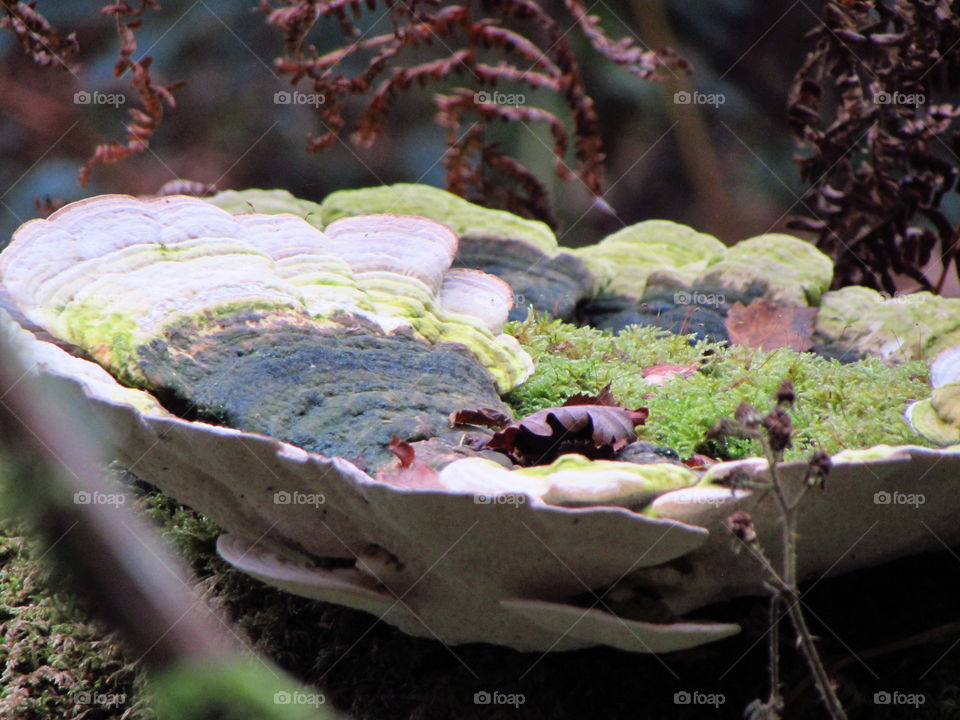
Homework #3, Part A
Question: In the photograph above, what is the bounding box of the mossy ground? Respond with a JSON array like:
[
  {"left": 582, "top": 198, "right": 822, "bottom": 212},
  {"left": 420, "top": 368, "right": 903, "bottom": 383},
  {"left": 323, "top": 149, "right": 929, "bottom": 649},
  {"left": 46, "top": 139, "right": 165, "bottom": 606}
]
[
  {"left": 506, "top": 314, "right": 933, "bottom": 461},
  {"left": 1, "top": 318, "right": 956, "bottom": 719},
  {"left": 0, "top": 520, "right": 153, "bottom": 719}
]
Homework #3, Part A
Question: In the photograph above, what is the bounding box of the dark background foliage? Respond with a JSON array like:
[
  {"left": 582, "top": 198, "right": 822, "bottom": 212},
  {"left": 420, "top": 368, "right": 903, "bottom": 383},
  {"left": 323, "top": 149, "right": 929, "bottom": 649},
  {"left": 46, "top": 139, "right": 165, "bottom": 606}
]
[{"left": 1, "top": 1, "right": 825, "bottom": 252}]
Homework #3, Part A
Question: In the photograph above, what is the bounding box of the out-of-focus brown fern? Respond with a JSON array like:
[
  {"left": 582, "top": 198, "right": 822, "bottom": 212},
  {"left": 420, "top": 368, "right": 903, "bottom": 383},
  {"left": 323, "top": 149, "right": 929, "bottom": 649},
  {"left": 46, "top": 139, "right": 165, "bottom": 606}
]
[
  {"left": 261, "top": 0, "right": 688, "bottom": 222},
  {"left": 0, "top": 1, "right": 78, "bottom": 70},
  {"left": 788, "top": 0, "right": 960, "bottom": 293},
  {"left": 2, "top": 1, "right": 683, "bottom": 217},
  {"left": 78, "top": 1, "right": 185, "bottom": 186}
]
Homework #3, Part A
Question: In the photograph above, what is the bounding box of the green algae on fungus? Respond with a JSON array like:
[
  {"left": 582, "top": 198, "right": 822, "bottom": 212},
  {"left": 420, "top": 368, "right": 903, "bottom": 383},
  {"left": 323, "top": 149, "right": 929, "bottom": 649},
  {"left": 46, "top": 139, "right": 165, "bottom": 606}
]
[
  {"left": 207, "top": 188, "right": 326, "bottom": 228},
  {"left": 572, "top": 220, "right": 726, "bottom": 298},
  {"left": 906, "top": 343, "right": 960, "bottom": 445},
  {"left": 506, "top": 314, "right": 932, "bottom": 461},
  {"left": 438, "top": 453, "right": 698, "bottom": 509},
  {"left": 138, "top": 310, "right": 511, "bottom": 463},
  {"left": 317, "top": 183, "right": 594, "bottom": 321},
  {"left": 572, "top": 223, "right": 832, "bottom": 308},
  {"left": 318, "top": 182, "right": 557, "bottom": 253},
  {"left": 696, "top": 233, "right": 834, "bottom": 306},
  {"left": 1, "top": 195, "right": 534, "bottom": 467},
  {"left": 817, "top": 286, "right": 960, "bottom": 363}
]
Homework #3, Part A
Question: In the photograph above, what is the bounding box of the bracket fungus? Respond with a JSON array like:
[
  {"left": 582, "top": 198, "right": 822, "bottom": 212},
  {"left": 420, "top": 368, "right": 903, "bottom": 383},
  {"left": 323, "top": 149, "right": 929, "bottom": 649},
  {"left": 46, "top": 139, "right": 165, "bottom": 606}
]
[
  {"left": 2, "top": 190, "right": 957, "bottom": 656},
  {"left": 907, "top": 344, "right": 960, "bottom": 444},
  {"left": 317, "top": 183, "right": 595, "bottom": 322}
]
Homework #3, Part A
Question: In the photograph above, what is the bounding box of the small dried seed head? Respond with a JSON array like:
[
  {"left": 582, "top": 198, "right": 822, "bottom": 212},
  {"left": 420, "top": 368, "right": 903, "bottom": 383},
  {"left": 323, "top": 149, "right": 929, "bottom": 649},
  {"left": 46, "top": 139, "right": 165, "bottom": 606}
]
[
  {"left": 776, "top": 379, "right": 795, "bottom": 408},
  {"left": 726, "top": 510, "right": 757, "bottom": 544},
  {"left": 807, "top": 449, "right": 832, "bottom": 487},
  {"left": 762, "top": 407, "right": 793, "bottom": 454}
]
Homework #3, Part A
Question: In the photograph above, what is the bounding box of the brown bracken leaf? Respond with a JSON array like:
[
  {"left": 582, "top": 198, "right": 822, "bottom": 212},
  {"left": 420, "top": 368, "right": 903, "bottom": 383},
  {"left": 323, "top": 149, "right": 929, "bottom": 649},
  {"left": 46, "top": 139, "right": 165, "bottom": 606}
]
[{"left": 725, "top": 300, "right": 817, "bottom": 352}]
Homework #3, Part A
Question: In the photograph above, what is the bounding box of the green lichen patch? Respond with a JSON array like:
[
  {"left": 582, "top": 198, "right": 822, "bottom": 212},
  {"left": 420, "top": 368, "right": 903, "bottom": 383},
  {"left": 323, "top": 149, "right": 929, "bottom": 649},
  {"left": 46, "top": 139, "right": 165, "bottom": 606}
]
[
  {"left": 817, "top": 287, "right": 960, "bottom": 363},
  {"left": 506, "top": 314, "right": 932, "bottom": 461},
  {"left": 696, "top": 233, "right": 834, "bottom": 307},
  {"left": 517, "top": 453, "right": 698, "bottom": 506},
  {"left": 573, "top": 220, "right": 726, "bottom": 299},
  {"left": 907, "top": 397, "right": 960, "bottom": 445},
  {"left": 439, "top": 453, "right": 697, "bottom": 508},
  {"left": 207, "top": 189, "right": 326, "bottom": 227},
  {"left": 318, "top": 183, "right": 558, "bottom": 254}
]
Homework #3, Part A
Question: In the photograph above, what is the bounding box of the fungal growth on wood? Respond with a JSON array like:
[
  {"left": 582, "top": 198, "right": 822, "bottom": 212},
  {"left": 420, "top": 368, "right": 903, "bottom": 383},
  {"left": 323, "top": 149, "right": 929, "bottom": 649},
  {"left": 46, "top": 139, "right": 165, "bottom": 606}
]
[{"left": 2, "top": 188, "right": 958, "bottom": 657}]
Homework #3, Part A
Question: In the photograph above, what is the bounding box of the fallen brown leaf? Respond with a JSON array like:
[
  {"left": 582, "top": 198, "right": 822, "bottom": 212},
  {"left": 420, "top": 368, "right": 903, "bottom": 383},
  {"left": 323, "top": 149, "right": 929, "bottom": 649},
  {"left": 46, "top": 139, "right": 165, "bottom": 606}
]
[
  {"left": 642, "top": 364, "right": 698, "bottom": 386},
  {"left": 450, "top": 407, "right": 513, "bottom": 429},
  {"left": 484, "top": 402, "right": 648, "bottom": 466},
  {"left": 389, "top": 434, "right": 416, "bottom": 468},
  {"left": 380, "top": 435, "right": 444, "bottom": 489},
  {"left": 725, "top": 300, "right": 817, "bottom": 352}
]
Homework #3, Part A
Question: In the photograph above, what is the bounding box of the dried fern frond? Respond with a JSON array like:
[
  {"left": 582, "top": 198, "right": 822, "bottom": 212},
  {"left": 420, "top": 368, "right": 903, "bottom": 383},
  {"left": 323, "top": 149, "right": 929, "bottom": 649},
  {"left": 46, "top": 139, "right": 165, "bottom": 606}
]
[
  {"left": 263, "top": 0, "right": 687, "bottom": 222},
  {"left": 788, "top": 0, "right": 960, "bottom": 293},
  {"left": 0, "top": 1, "right": 79, "bottom": 70},
  {"left": 78, "top": 1, "right": 184, "bottom": 186}
]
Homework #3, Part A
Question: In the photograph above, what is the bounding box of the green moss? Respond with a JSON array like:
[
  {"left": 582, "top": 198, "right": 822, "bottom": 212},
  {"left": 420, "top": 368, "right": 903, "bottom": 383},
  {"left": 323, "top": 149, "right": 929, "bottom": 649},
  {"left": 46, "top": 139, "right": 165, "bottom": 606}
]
[
  {"left": 506, "top": 314, "right": 932, "bottom": 461},
  {"left": 0, "top": 521, "right": 153, "bottom": 719},
  {"left": 152, "top": 657, "right": 338, "bottom": 720}
]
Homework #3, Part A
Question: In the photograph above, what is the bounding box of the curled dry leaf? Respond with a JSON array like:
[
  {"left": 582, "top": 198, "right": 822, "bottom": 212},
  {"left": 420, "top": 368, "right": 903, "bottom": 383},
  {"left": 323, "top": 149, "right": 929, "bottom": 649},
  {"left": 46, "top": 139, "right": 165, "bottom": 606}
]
[
  {"left": 449, "top": 407, "right": 513, "bottom": 429},
  {"left": 389, "top": 435, "right": 416, "bottom": 469},
  {"left": 484, "top": 402, "right": 648, "bottom": 465},
  {"left": 562, "top": 383, "right": 618, "bottom": 406},
  {"left": 381, "top": 436, "right": 444, "bottom": 490},
  {"left": 725, "top": 299, "right": 817, "bottom": 352}
]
